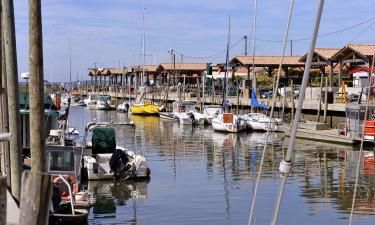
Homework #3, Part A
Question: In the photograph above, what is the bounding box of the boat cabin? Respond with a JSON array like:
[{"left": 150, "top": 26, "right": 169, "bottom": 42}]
[
  {"left": 47, "top": 145, "right": 83, "bottom": 181},
  {"left": 345, "top": 103, "right": 375, "bottom": 140},
  {"left": 172, "top": 101, "right": 195, "bottom": 113}
]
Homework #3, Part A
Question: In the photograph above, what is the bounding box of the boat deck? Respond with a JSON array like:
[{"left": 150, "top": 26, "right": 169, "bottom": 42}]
[
  {"left": 283, "top": 125, "right": 356, "bottom": 145},
  {"left": 6, "top": 189, "right": 20, "bottom": 225}
]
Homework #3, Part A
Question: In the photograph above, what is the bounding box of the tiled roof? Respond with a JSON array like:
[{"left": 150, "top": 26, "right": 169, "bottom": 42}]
[
  {"left": 347, "top": 44, "right": 375, "bottom": 57},
  {"left": 130, "top": 65, "right": 159, "bottom": 72},
  {"left": 332, "top": 44, "right": 375, "bottom": 61},
  {"left": 299, "top": 48, "right": 340, "bottom": 62},
  {"left": 231, "top": 55, "right": 304, "bottom": 66},
  {"left": 159, "top": 63, "right": 207, "bottom": 71},
  {"left": 88, "top": 67, "right": 127, "bottom": 76}
]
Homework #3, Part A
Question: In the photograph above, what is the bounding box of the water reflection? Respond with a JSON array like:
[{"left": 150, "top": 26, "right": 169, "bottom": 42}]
[
  {"left": 87, "top": 180, "right": 148, "bottom": 225},
  {"left": 67, "top": 107, "right": 375, "bottom": 225}
]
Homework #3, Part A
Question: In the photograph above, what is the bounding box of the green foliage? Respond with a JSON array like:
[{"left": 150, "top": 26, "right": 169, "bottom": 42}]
[{"left": 257, "top": 75, "right": 273, "bottom": 88}]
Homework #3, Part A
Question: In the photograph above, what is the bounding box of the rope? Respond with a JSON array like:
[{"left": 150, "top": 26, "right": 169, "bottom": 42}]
[
  {"left": 247, "top": 0, "right": 295, "bottom": 224},
  {"left": 270, "top": 1, "right": 325, "bottom": 225},
  {"left": 348, "top": 50, "right": 375, "bottom": 225}
]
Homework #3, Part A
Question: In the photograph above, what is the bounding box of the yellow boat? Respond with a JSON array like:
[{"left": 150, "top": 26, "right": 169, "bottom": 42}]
[
  {"left": 130, "top": 100, "right": 159, "bottom": 115},
  {"left": 130, "top": 103, "right": 146, "bottom": 114}
]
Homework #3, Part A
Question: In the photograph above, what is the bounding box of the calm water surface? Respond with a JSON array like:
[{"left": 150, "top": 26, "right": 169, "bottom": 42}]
[{"left": 68, "top": 106, "right": 375, "bottom": 225}]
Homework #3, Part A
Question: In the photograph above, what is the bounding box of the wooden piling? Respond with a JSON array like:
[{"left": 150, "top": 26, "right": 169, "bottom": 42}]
[
  {"left": 3, "top": 0, "right": 22, "bottom": 200},
  {"left": 317, "top": 73, "right": 323, "bottom": 122},
  {"left": 291, "top": 80, "right": 295, "bottom": 123},
  {"left": 19, "top": 171, "right": 51, "bottom": 225},
  {"left": 0, "top": 176, "right": 6, "bottom": 225},
  {"left": 323, "top": 77, "right": 328, "bottom": 124},
  {"left": 29, "top": 0, "right": 46, "bottom": 172}
]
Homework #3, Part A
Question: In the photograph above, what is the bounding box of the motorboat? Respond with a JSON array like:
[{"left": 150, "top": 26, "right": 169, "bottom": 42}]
[
  {"left": 84, "top": 94, "right": 97, "bottom": 107},
  {"left": 81, "top": 121, "right": 150, "bottom": 180},
  {"left": 159, "top": 112, "right": 179, "bottom": 121},
  {"left": 88, "top": 95, "right": 115, "bottom": 110},
  {"left": 117, "top": 102, "right": 131, "bottom": 113},
  {"left": 203, "top": 105, "right": 222, "bottom": 124},
  {"left": 241, "top": 113, "right": 282, "bottom": 132},
  {"left": 212, "top": 112, "right": 246, "bottom": 133},
  {"left": 173, "top": 101, "right": 206, "bottom": 125}
]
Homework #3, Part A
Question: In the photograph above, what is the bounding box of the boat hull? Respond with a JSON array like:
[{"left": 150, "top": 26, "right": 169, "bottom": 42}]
[{"left": 159, "top": 112, "right": 179, "bottom": 120}]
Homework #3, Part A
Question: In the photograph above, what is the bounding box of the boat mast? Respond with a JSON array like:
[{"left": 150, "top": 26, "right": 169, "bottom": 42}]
[
  {"left": 69, "top": 37, "right": 72, "bottom": 93},
  {"left": 270, "top": 1, "right": 325, "bottom": 225},
  {"left": 222, "top": 16, "right": 230, "bottom": 108},
  {"left": 142, "top": 6, "right": 146, "bottom": 92},
  {"left": 250, "top": 0, "right": 257, "bottom": 114}
]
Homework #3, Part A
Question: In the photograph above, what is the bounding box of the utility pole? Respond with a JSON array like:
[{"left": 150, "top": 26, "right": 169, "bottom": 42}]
[
  {"left": 290, "top": 40, "right": 293, "bottom": 56},
  {"left": 2, "top": 0, "right": 22, "bottom": 201}
]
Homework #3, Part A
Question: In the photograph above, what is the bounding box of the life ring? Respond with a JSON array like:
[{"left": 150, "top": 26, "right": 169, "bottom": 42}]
[{"left": 53, "top": 175, "right": 78, "bottom": 201}]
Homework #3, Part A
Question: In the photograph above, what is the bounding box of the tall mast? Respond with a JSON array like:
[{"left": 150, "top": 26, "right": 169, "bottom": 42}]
[
  {"left": 142, "top": 6, "right": 146, "bottom": 86},
  {"left": 222, "top": 16, "right": 230, "bottom": 108},
  {"left": 69, "top": 37, "right": 72, "bottom": 92},
  {"left": 250, "top": 0, "right": 257, "bottom": 113}
]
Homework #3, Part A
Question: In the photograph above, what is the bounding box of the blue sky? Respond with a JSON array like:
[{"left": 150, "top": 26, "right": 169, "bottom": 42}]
[{"left": 14, "top": 0, "right": 375, "bottom": 82}]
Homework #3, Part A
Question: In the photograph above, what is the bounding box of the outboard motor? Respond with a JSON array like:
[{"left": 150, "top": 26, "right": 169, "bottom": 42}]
[
  {"left": 187, "top": 112, "right": 195, "bottom": 124},
  {"left": 109, "top": 149, "right": 132, "bottom": 180}
]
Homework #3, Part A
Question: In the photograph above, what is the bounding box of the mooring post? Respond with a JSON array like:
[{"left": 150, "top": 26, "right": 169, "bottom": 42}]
[
  {"left": 3, "top": 0, "right": 22, "bottom": 200},
  {"left": 323, "top": 76, "right": 328, "bottom": 124},
  {"left": 29, "top": 0, "right": 46, "bottom": 172},
  {"left": 0, "top": 176, "right": 6, "bottom": 225},
  {"left": 19, "top": 171, "right": 51, "bottom": 225},
  {"left": 317, "top": 73, "right": 323, "bottom": 122},
  {"left": 291, "top": 80, "right": 295, "bottom": 123}
]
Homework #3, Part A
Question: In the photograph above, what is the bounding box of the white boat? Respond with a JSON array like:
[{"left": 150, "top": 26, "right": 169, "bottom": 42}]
[
  {"left": 212, "top": 112, "right": 246, "bottom": 133},
  {"left": 88, "top": 95, "right": 115, "bottom": 110},
  {"left": 117, "top": 102, "right": 130, "bottom": 113},
  {"left": 84, "top": 94, "right": 97, "bottom": 107},
  {"left": 241, "top": 113, "right": 282, "bottom": 132},
  {"left": 203, "top": 105, "right": 222, "bottom": 124},
  {"left": 159, "top": 112, "right": 179, "bottom": 121},
  {"left": 81, "top": 121, "right": 150, "bottom": 180},
  {"left": 173, "top": 101, "right": 206, "bottom": 125}
]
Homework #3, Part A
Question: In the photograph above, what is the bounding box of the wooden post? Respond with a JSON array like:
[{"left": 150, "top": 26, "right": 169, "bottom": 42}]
[
  {"left": 317, "top": 73, "right": 323, "bottom": 122},
  {"left": 323, "top": 77, "right": 328, "bottom": 124},
  {"left": 19, "top": 172, "right": 51, "bottom": 225},
  {"left": 3, "top": 0, "right": 22, "bottom": 200},
  {"left": 281, "top": 91, "right": 286, "bottom": 122},
  {"left": 0, "top": 176, "right": 6, "bottom": 225},
  {"left": 236, "top": 80, "right": 240, "bottom": 114},
  {"left": 1, "top": 21, "right": 10, "bottom": 186},
  {"left": 29, "top": 0, "right": 46, "bottom": 173},
  {"left": 291, "top": 80, "right": 295, "bottom": 123}
]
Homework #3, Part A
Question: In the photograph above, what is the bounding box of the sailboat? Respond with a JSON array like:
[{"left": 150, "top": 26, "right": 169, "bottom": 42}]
[
  {"left": 130, "top": 7, "right": 159, "bottom": 115},
  {"left": 239, "top": 4, "right": 282, "bottom": 132},
  {"left": 212, "top": 16, "right": 246, "bottom": 133}
]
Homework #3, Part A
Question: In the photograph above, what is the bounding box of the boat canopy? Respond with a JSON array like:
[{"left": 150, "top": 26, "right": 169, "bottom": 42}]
[
  {"left": 92, "top": 127, "right": 116, "bottom": 154},
  {"left": 19, "top": 92, "right": 59, "bottom": 110},
  {"left": 250, "top": 91, "right": 268, "bottom": 109},
  {"left": 97, "top": 95, "right": 111, "bottom": 101}
]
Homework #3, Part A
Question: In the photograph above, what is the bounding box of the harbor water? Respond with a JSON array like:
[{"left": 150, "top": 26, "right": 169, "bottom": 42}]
[{"left": 68, "top": 106, "right": 375, "bottom": 225}]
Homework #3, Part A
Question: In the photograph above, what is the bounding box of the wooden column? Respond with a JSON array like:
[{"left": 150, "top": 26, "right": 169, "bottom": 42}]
[
  {"left": 19, "top": 172, "right": 51, "bottom": 225},
  {"left": 0, "top": 176, "right": 6, "bottom": 225},
  {"left": 323, "top": 77, "right": 328, "bottom": 124},
  {"left": 3, "top": 0, "right": 22, "bottom": 200},
  {"left": 29, "top": 0, "right": 46, "bottom": 173}
]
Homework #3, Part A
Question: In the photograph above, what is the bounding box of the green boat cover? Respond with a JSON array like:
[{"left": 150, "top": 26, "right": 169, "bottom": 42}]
[
  {"left": 91, "top": 127, "right": 116, "bottom": 154},
  {"left": 19, "top": 92, "right": 58, "bottom": 110}
]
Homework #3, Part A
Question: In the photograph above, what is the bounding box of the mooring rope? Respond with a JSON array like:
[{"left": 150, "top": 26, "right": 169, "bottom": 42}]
[
  {"left": 247, "top": 0, "right": 295, "bottom": 224},
  {"left": 270, "top": 1, "right": 325, "bottom": 225},
  {"left": 348, "top": 51, "right": 375, "bottom": 225}
]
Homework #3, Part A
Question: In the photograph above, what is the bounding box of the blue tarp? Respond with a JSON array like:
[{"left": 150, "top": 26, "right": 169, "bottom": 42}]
[{"left": 251, "top": 91, "right": 268, "bottom": 109}]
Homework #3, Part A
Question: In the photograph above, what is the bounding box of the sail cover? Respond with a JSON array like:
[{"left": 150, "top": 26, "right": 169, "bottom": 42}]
[{"left": 251, "top": 91, "right": 268, "bottom": 109}]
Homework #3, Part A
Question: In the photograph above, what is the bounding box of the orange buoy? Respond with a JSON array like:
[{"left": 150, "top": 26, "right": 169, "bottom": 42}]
[{"left": 364, "top": 120, "right": 375, "bottom": 136}]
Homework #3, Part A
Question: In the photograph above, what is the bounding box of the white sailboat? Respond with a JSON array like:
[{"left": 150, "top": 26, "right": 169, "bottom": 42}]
[{"left": 211, "top": 16, "right": 246, "bottom": 133}]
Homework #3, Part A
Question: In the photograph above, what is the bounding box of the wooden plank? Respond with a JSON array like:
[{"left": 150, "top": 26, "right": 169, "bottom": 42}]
[{"left": 19, "top": 171, "right": 51, "bottom": 225}]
